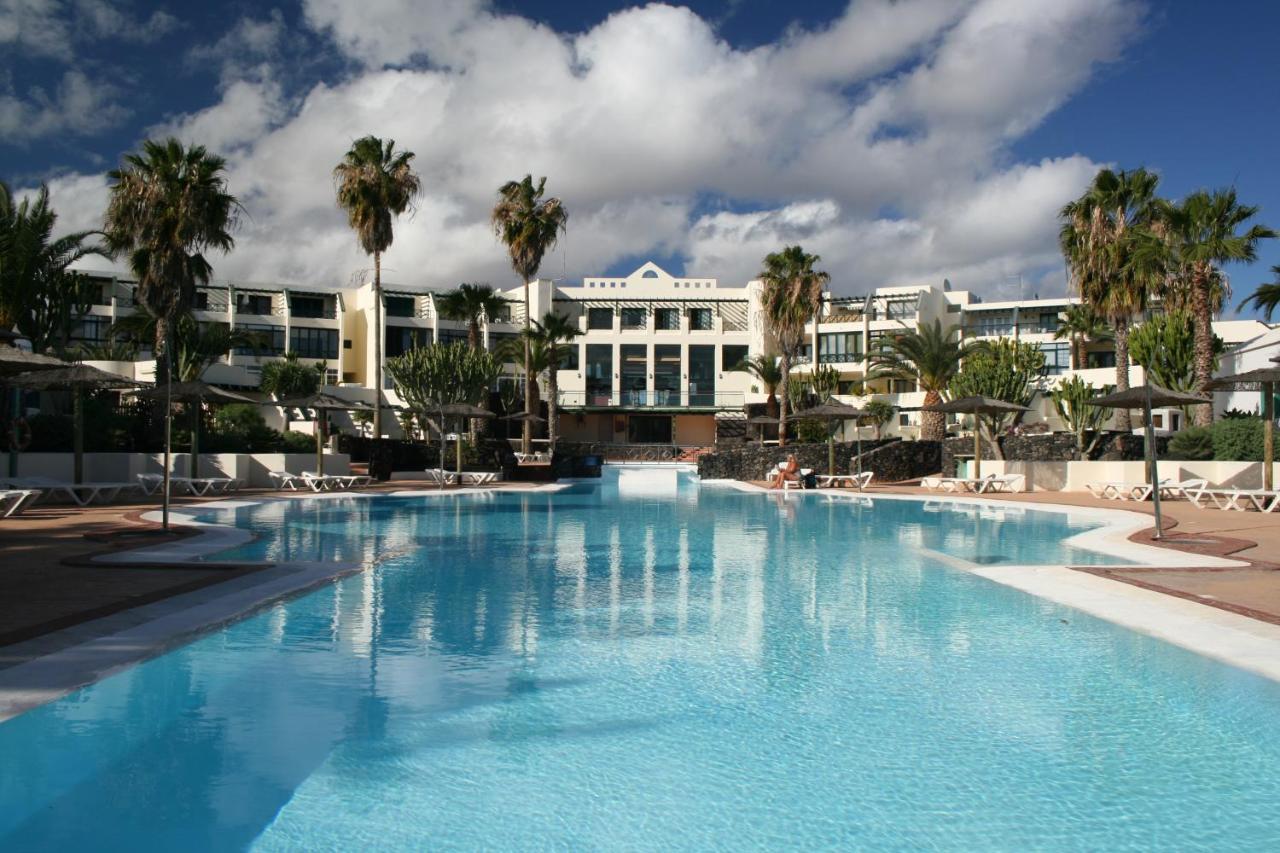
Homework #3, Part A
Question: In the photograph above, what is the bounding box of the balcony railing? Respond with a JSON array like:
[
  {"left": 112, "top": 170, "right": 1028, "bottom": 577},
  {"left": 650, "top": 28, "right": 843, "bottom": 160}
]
[{"left": 559, "top": 390, "right": 745, "bottom": 410}]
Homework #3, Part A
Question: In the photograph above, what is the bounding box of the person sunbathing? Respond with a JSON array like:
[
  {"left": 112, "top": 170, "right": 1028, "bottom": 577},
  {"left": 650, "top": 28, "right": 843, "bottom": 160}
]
[{"left": 770, "top": 455, "right": 801, "bottom": 489}]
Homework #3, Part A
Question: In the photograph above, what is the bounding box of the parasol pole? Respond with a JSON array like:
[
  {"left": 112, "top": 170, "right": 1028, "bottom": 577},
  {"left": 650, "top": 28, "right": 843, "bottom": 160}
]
[
  {"left": 162, "top": 343, "right": 172, "bottom": 531},
  {"left": 973, "top": 415, "right": 981, "bottom": 480},
  {"left": 316, "top": 408, "right": 325, "bottom": 476},
  {"left": 72, "top": 387, "right": 84, "bottom": 484},
  {"left": 1262, "top": 381, "right": 1273, "bottom": 492},
  {"left": 1144, "top": 382, "right": 1164, "bottom": 541}
]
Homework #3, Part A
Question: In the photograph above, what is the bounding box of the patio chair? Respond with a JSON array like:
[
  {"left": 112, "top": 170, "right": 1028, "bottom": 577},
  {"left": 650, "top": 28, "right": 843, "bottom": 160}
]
[{"left": 0, "top": 489, "right": 41, "bottom": 518}]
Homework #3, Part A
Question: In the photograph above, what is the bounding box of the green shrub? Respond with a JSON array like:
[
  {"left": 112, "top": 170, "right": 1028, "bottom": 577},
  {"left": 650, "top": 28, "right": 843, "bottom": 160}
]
[
  {"left": 1168, "top": 426, "right": 1213, "bottom": 460},
  {"left": 793, "top": 418, "right": 828, "bottom": 444},
  {"left": 1211, "top": 417, "right": 1264, "bottom": 461},
  {"left": 207, "top": 404, "right": 289, "bottom": 453},
  {"left": 24, "top": 413, "right": 73, "bottom": 451},
  {"left": 281, "top": 430, "right": 316, "bottom": 453}
]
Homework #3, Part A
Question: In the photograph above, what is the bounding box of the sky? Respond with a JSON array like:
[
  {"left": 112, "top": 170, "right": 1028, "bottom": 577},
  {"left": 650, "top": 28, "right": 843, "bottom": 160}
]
[{"left": 3, "top": 0, "right": 1279, "bottom": 313}]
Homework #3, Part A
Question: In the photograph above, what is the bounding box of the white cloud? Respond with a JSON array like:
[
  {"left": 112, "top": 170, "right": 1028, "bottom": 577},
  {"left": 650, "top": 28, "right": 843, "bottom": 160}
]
[
  {"left": 0, "top": 69, "right": 129, "bottom": 141},
  {"left": 48, "top": 0, "right": 1144, "bottom": 301},
  {"left": 0, "top": 0, "right": 178, "bottom": 60},
  {"left": 0, "top": 0, "right": 73, "bottom": 60}
]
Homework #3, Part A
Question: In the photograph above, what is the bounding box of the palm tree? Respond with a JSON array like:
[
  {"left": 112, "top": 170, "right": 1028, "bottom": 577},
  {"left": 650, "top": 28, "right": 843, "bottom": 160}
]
[
  {"left": 740, "top": 353, "right": 783, "bottom": 419},
  {"left": 491, "top": 175, "right": 567, "bottom": 454},
  {"left": 758, "top": 245, "right": 829, "bottom": 445},
  {"left": 1059, "top": 167, "right": 1161, "bottom": 431},
  {"left": 1240, "top": 265, "right": 1280, "bottom": 321},
  {"left": 261, "top": 352, "right": 323, "bottom": 428},
  {"left": 0, "top": 181, "right": 107, "bottom": 354},
  {"left": 868, "top": 320, "right": 979, "bottom": 441},
  {"left": 110, "top": 311, "right": 266, "bottom": 382},
  {"left": 521, "top": 311, "right": 582, "bottom": 447},
  {"left": 437, "top": 282, "right": 510, "bottom": 350},
  {"left": 1054, "top": 304, "right": 1112, "bottom": 370},
  {"left": 1150, "top": 189, "right": 1275, "bottom": 425},
  {"left": 334, "top": 136, "right": 421, "bottom": 439},
  {"left": 104, "top": 139, "right": 239, "bottom": 372}
]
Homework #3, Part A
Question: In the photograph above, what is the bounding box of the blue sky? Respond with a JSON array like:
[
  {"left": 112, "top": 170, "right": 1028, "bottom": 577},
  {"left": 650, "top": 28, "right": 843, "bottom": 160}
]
[{"left": 3, "top": 1, "right": 1277, "bottom": 314}]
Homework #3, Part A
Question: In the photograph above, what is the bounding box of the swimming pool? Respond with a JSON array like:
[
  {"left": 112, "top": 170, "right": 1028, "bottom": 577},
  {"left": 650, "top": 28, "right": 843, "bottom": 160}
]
[{"left": 2, "top": 471, "right": 1278, "bottom": 849}]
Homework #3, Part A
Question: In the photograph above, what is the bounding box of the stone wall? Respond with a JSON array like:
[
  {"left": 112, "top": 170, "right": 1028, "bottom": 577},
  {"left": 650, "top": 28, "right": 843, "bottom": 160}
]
[
  {"left": 940, "top": 431, "right": 1162, "bottom": 475},
  {"left": 854, "top": 440, "right": 942, "bottom": 482},
  {"left": 696, "top": 440, "right": 898, "bottom": 481}
]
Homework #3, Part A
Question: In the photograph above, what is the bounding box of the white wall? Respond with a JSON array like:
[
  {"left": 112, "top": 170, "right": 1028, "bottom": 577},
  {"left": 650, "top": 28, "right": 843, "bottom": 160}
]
[
  {"left": 9, "top": 452, "right": 349, "bottom": 488},
  {"left": 986, "top": 459, "right": 1280, "bottom": 492}
]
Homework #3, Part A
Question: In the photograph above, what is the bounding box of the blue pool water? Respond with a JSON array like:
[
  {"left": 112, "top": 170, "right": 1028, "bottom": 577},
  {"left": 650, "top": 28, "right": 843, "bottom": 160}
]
[{"left": 2, "top": 470, "right": 1279, "bottom": 850}]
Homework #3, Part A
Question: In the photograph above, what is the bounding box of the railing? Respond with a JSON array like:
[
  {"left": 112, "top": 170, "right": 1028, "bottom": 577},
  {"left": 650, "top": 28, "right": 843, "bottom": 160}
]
[
  {"left": 817, "top": 352, "right": 864, "bottom": 364},
  {"left": 559, "top": 390, "right": 745, "bottom": 410}
]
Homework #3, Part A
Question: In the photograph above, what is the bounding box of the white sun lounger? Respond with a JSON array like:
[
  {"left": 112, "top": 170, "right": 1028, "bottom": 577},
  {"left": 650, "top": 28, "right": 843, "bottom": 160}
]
[
  {"left": 816, "top": 471, "right": 874, "bottom": 490},
  {"left": 1085, "top": 480, "right": 1172, "bottom": 501},
  {"left": 3, "top": 476, "right": 140, "bottom": 506},
  {"left": 136, "top": 474, "right": 243, "bottom": 496},
  {"left": 425, "top": 468, "right": 458, "bottom": 485},
  {"left": 269, "top": 471, "right": 304, "bottom": 490},
  {"left": 1190, "top": 488, "right": 1280, "bottom": 513},
  {"left": 458, "top": 472, "right": 497, "bottom": 485},
  {"left": 0, "top": 489, "right": 41, "bottom": 518}
]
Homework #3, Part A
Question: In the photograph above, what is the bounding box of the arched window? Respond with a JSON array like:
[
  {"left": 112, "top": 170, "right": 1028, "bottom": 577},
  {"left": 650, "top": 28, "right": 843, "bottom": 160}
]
[{"left": 641, "top": 270, "right": 659, "bottom": 279}]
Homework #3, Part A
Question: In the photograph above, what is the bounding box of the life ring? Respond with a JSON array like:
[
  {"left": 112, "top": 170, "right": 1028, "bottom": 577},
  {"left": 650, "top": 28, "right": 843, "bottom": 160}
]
[{"left": 7, "top": 417, "right": 31, "bottom": 452}]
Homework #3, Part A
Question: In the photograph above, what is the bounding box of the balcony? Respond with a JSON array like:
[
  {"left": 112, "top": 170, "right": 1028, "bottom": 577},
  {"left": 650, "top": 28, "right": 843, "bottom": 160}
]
[{"left": 559, "top": 390, "right": 744, "bottom": 411}]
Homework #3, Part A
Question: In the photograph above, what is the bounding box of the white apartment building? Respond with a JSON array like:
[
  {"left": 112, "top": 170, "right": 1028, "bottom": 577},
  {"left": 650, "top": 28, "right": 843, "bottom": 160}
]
[{"left": 66, "top": 262, "right": 1273, "bottom": 446}]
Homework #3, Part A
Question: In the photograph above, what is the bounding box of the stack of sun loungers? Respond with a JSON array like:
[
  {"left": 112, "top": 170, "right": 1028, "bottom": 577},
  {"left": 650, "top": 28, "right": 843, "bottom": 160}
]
[
  {"left": 300, "top": 471, "right": 374, "bottom": 491},
  {"left": 920, "top": 473, "right": 1024, "bottom": 493},
  {"left": 1, "top": 476, "right": 141, "bottom": 506},
  {"left": 425, "top": 469, "right": 498, "bottom": 486}
]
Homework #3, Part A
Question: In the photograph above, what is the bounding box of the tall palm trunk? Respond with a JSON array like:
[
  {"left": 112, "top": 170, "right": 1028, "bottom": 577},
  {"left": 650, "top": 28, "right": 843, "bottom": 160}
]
[
  {"left": 1074, "top": 334, "right": 1086, "bottom": 372},
  {"left": 778, "top": 352, "right": 791, "bottom": 446},
  {"left": 468, "top": 319, "right": 481, "bottom": 350},
  {"left": 1190, "top": 262, "right": 1215, "bottom": 427},
  {"left": 373, "top": 251, "right": 383, "bottom": 438},
  {"left": 1112, "top": 314, "right": 1132, "bottom": 432},
  {"left": 921, "top": 389, "right": 945, "bottom": 442},
  {"left": 522, "top": 279, "right": 532, "bottom": 455}
]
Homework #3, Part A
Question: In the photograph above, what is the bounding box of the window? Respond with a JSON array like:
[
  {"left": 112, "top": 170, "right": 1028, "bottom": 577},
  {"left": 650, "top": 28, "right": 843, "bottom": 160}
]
[
  {"left": 628, "top": 414, "right": 672, "bottom": 443},
  {"left": 889, "top": 379, "right": 915, "bottom": 394},
  {"left": 1037, "top": 312, "right": 1060, "bottom": 333},
  {"left": 722, "top": 344, "right": 749, "bottom": 370},
  {"left": 290, "top": 295, "right": 327, "bottom": 318},
  {"left": 968, "top": 311, "right": 1014, "bottom": 337},
  {"left": 235, "top": 324, "right": 285, "bottom": 355},
  {"left": 588, "top": 307, "right": 613, "bottom": 330},
  {"left": 236, "top": 293, "right": 274, "bottom": 316},
  {"left": 818, "top": 332, "right": 863, "bottom": 364},
  {"left": 688, "top": 307, "right": 713, "bottom": 331},
  {"left": 654, "top": 344, "right": 680, "bottom": 404},
  {"left": 688, "top": 345, "right": 715, "bottom": 405},
  {"left": 621, "top": 307, "right": 647, "bottom": 330},
  {"left": 884, "top": 299, "right": 916, "bottom": 320},
  {"left": 586, "top": 344, "right": 613, "bottom": 403},
  {"left": 487, "top": 331, "right": 518, "bottom": 358},
  {"left": 438, "top": 328, "right": 468, "bottom": 346},
  {"left": 899, "top": 413, "right": 911, "bottom": 426},
  {"left": 384, "top": 296, "right": 414, "bottom": 317},
  {"left": 560, "top": 344, "right": 580, "bottom": 371},
  {"left": 655, "top": 308, "right": 680, "bottom": 330},
  {"left": 193, "top": 291, "right": 210, "bottom": 311},
  {"left": 641, "top": 270, "right": 659, "bottom": 279},
  {"left": 1038, "top": 342, "right": 1071, "bottom": 375},
  {"left": 290, "top": 327, "right": 338, "bottom": 359},
  {"left": 70, "top": 316, "right": 110, "bottom": 344},
  {"left": 385, "top": 326, "right": 431, "bottom": 357},
  {"left": 621, "top": 344, "right": 647, "bottom": 404},
  {"left": 1087, "top": 350, "right": 1116, "bottom": 369}
]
